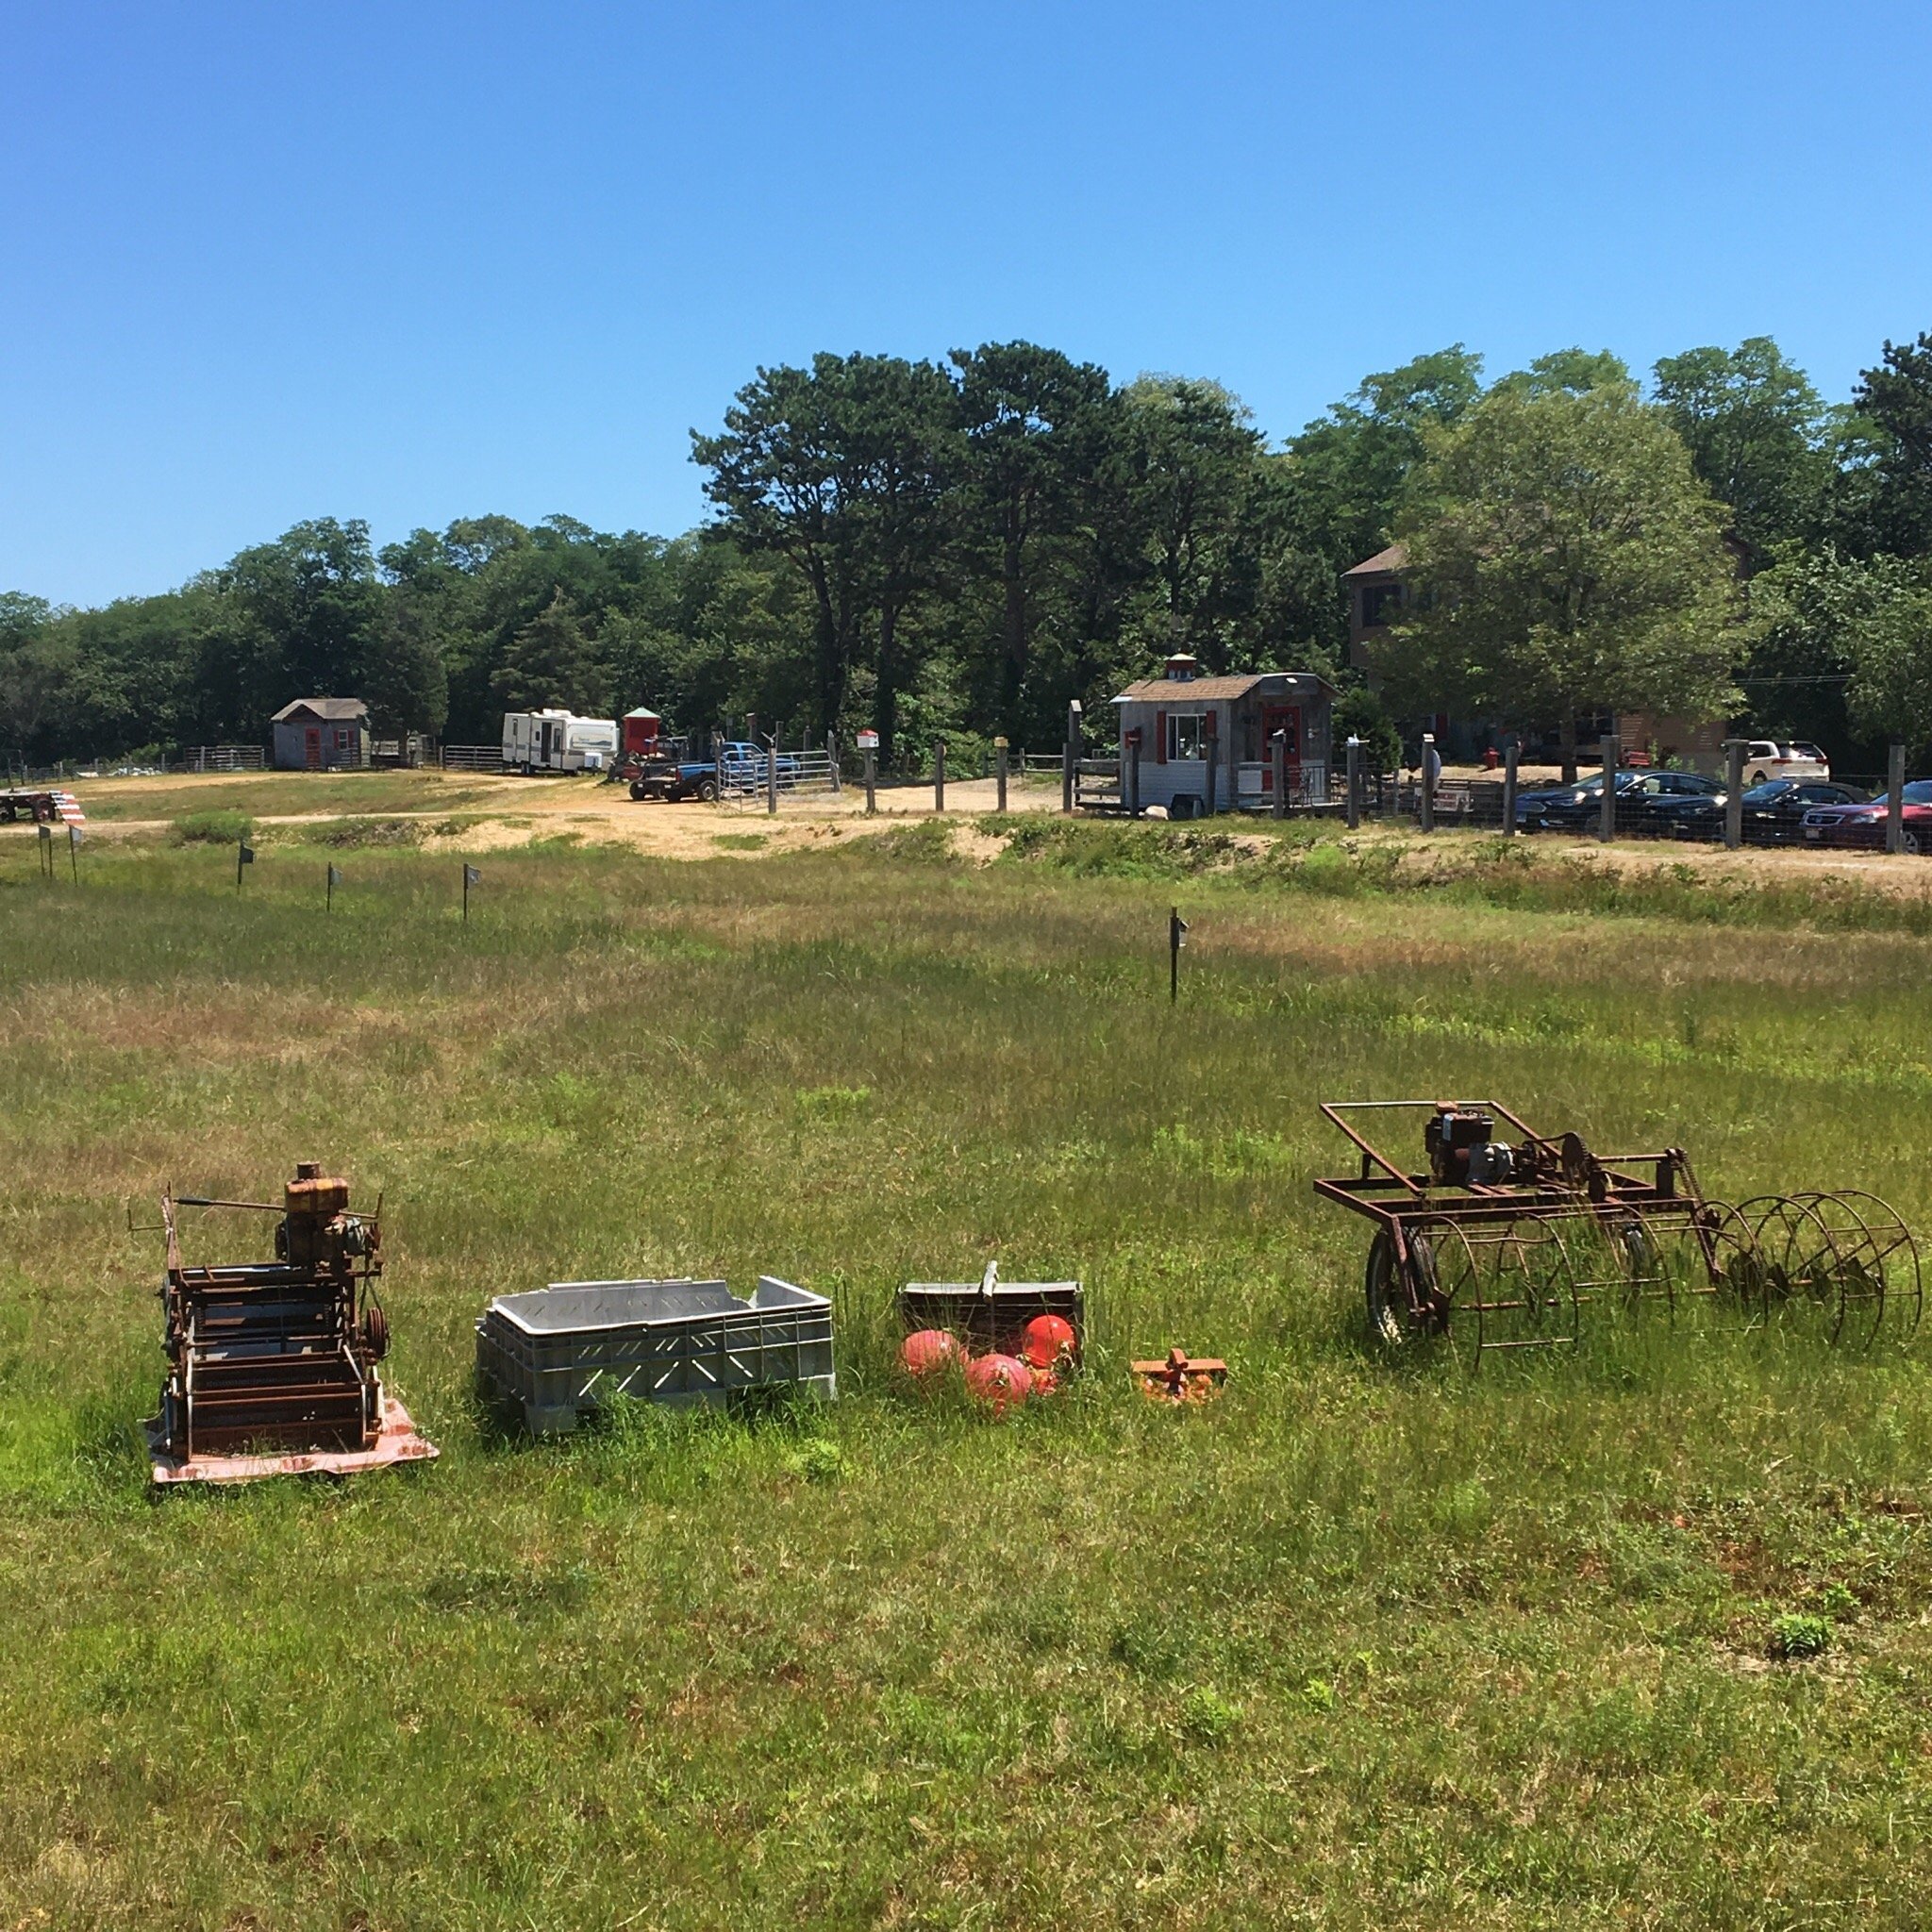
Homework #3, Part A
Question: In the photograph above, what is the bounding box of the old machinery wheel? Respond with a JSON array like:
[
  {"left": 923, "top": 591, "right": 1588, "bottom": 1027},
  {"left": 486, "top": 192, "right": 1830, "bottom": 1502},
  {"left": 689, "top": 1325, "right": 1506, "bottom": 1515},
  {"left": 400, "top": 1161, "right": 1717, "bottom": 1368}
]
[
  {"left": 358, "top": 1301, "right": 391, "bottom": 1362},
  {"left": 1365, "top": 1228, "right": 1441, "bottom": 1348}
]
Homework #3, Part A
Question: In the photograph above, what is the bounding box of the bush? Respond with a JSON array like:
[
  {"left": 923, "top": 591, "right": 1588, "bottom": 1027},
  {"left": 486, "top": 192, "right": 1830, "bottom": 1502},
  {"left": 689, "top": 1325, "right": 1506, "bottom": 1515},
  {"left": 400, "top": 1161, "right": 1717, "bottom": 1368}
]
[
  {"left": 1333, "top": 685, "right": 1401, "bottom": 772},
  {"left": 171, "top": 809, "right": 252, "bottom": 846}
]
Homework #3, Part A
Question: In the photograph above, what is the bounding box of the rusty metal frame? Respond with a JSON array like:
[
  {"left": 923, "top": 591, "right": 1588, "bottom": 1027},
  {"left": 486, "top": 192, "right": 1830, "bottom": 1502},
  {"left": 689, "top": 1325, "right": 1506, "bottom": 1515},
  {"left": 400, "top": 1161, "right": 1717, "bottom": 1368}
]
[
  {"left": 1313, "top": 1099, "right": 1903, "bottom": 1367},
  {"left": 145, "top": 1173, "right": 436, "bottom": 1484}
]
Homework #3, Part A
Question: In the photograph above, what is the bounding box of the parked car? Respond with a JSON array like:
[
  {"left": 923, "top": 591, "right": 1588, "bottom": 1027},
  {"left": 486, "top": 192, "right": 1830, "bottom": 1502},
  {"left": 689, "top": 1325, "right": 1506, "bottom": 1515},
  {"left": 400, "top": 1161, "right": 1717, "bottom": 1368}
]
[
  {"left": 1526, "top": 768, "right": 1724, "bottom": 832},
  {"left": 1740, "top": 740, "right": 1831, "bottom": 785},
  {"left": 1801, "top": 780, "right": 1932, "bottom": 853},
  {"left": 1515, "top": 771, "right": 1613, "bottom": 827},
  {"left": 1651, "top": 778, "right": 1869, "bottom": 843}
]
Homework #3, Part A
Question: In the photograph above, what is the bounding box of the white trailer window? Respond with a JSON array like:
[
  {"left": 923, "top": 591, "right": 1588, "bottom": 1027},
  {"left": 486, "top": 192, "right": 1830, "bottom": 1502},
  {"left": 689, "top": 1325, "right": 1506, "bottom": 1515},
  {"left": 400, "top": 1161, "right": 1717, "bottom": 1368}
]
[{"left": 1167, "top": 713, "right": 1207, "bottom": 761}]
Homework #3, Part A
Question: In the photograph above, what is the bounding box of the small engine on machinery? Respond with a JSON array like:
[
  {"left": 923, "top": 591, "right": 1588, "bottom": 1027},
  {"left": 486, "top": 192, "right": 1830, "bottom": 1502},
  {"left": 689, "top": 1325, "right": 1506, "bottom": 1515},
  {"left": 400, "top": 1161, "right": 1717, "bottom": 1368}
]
[{"left": 145, "top": 1162, "right": 437, "bottom": 1485}]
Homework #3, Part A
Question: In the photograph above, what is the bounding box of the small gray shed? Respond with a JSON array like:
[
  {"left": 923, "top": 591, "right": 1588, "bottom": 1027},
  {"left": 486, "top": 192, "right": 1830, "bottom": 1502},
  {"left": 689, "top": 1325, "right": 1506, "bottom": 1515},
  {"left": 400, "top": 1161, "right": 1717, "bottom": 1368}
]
[
  {"left": 1110, "top": 655, "right": 1336, "bottom": 817},
  {"left": 272, "top": 699, "right": 371, "bottom": 771}
]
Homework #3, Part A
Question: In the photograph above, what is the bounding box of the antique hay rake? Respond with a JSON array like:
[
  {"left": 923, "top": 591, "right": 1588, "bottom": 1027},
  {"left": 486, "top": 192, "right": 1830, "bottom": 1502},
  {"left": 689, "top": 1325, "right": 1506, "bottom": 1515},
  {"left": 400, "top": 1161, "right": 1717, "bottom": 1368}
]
[{"left": 1313, "top": 1100, "right": 1921, "bottom": 1368}]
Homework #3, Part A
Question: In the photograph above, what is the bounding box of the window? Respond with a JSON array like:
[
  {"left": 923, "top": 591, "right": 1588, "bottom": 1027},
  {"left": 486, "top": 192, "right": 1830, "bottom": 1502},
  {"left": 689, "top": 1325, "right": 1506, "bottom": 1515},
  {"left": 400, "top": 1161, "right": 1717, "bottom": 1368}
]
[
  {"left": 1167, "top": 713, "right": 1207, "bottom": 761},
  {"left": 1360, "top": 584, "right": 1402, "bottom": 628},
  {"left": 335, "top": 728, "right": 353, "bottom": 751}
]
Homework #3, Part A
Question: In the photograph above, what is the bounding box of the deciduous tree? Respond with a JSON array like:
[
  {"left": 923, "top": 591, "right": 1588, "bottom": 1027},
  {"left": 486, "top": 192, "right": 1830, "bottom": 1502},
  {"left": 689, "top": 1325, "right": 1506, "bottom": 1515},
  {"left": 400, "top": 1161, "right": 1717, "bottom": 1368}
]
[{"left": 1384, "top": 385, "right": 1740, "bottom": 777}]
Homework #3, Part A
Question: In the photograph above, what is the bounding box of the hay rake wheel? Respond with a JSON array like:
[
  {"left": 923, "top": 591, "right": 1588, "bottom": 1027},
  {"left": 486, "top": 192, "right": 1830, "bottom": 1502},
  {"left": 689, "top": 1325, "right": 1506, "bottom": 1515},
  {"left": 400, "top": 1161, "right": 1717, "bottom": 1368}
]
[
  {"left": 1696, "top": 1200, "right": 1776, "bottom": 1332},
  {"left": 1433, "top": 1214, "right": 1582, "bottom": 1371},
  {"left": 1738, "top": 1191, "right": 1920, "bottom": 1350}
]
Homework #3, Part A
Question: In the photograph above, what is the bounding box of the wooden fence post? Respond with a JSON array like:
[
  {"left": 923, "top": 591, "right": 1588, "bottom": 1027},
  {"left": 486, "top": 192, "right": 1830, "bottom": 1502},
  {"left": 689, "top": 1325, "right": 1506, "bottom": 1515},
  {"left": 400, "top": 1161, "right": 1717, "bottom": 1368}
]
[
  {"left": 994, "top": 737, "right": 1008, "bottom": 813},
  {"left": 1062, "top": 700, "right": 1081, "bottom": 814},
  {"left": 864, "top": 745, "right": 876, "bottom": 815},
  {"left": 1888, "top": 742, "right": 1907, "bottom": 854},
  {"left": 1345, "top": 737, "right": 1361, "bottom": 830},
  {"left": 1598, "top": 734, "right": 1621, "bottom": 842},
  {"left": 1419, "top": 733, "right": 1436, "bottom": 833},
  {"left": 1271, "top": 729, "right": 1287, "bottom": 821},
  {"left": 934, "top": 739, "right": 946, "bottom": 813},
  {"left": 1503, "top": 742, "right": 1520, "bottom": 838},
  {"left": 1724, "top": 739, "right": 1745, "bottom": 850}
]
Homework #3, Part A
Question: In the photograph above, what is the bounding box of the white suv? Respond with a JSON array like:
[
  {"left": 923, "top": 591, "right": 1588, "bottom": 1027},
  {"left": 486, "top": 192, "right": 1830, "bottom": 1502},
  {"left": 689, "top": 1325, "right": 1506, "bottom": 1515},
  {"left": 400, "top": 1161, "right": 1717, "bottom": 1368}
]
[{"left": 1741, "top": 741, "right": 1830, "bottom": 785}]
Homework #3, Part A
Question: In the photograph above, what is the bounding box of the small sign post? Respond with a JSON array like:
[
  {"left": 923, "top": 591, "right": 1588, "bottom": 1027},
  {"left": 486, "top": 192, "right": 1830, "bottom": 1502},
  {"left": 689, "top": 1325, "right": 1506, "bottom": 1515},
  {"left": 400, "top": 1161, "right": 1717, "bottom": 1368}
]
[
  {"left": 38, "top": 822, "right": 52, "bottom": 881},
  {"left": 69, "top": 823, "right": 82, "bottom": 883},
  {"left": 327, "top": 862, "right": 342, "bottom": 912},
  {"left": 1170, "top": 907, "right": 1189, "bottom": 1004},
  {"left": 934, "top": 738, "right": 946, "bottom": 813},
  {"left": 994, "top": 736, "right": 1008, "bottom": 814},
  {"left": 858, "top": 729, "right": 878, "bottom": 815},
  {"left": 236, "top": 837, "right": 254, "bottom": 891},
  {"left": 463, "top": 862, "right": 480, "bottom": 922}
]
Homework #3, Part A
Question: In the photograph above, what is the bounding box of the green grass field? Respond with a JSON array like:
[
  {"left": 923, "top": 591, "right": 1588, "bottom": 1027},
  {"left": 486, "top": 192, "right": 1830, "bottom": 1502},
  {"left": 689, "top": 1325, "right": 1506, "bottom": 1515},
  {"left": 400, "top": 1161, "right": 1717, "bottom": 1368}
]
[{"left": 5, "top": 818, "right": 1932, "bottom": 1929}]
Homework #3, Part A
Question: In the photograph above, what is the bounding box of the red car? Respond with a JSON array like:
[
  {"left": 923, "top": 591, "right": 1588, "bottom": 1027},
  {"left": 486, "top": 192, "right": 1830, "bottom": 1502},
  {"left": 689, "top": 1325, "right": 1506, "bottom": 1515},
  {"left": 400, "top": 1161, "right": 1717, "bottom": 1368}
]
[{"left": 1802, "top": 779, "right": 1932, "bottom": 854}]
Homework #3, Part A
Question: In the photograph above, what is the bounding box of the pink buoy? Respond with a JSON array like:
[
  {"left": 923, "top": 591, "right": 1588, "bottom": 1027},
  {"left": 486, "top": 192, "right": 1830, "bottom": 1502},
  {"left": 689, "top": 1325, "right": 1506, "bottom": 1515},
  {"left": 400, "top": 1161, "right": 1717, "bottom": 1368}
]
[
  {"left": 964, "top": 1353, "right": 1033, "bottom": 1414},
  {"left": 900, "top": 1329, "right": 961, "bottom": 1379}
]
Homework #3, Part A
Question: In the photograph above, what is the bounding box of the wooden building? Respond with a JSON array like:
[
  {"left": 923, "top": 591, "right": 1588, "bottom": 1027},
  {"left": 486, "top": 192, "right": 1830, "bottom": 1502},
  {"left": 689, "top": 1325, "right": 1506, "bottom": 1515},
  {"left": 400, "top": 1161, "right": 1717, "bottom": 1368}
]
[
  {"left": 1110, "top": 655, "right": 1336, "bottom": 818},
  {"left": 272, "top": 698, "right": 371, "bottom": 771}
]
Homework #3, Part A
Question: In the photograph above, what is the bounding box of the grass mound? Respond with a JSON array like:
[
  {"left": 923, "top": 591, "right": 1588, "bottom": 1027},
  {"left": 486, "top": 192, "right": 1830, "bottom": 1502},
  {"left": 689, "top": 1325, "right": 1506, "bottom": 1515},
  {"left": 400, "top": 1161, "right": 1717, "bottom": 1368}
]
[{"left": 168, "top": 808, "right": 252, "bottom": 845}]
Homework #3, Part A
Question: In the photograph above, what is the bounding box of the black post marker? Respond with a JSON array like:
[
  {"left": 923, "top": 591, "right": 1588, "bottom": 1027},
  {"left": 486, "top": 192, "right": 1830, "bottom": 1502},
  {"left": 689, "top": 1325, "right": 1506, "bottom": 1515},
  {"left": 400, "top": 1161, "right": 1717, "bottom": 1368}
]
[{"left": 1170, "top": 907, "right": 1188, "bottom": 1004}]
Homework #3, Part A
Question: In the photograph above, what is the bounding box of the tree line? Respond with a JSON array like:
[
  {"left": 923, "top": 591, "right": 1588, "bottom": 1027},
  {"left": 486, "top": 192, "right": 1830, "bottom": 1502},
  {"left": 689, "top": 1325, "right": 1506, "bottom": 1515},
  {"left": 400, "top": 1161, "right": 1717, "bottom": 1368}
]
[{"left": 4, "top": 331, "right": 1931, "bottom": 770}]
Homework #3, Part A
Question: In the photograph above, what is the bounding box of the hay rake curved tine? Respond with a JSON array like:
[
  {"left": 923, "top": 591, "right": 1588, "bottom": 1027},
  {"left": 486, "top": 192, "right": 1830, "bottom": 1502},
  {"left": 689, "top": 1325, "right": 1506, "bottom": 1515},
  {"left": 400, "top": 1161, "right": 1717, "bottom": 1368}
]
[{"left": 1313, "top": 1099, "right": 1922, "bottom": 1369}]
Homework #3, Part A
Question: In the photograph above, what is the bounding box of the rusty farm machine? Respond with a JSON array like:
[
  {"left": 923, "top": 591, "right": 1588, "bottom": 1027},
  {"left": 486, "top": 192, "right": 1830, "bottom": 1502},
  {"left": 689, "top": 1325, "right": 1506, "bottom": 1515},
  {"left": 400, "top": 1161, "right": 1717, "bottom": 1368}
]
[
  {"left": 142, "top": 1162, "right": 437, "bottom": 1484},
  {"left": 1314, "top": 1100, "right": 1921, "bottom": 1368}
]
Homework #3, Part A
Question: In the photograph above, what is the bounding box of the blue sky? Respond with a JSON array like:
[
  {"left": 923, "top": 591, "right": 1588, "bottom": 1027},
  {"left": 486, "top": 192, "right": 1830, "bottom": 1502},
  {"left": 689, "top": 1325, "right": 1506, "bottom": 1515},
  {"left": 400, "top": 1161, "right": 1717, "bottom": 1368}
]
[{"left": 4, "top": 0, "right": 1929, "bottom": 606}]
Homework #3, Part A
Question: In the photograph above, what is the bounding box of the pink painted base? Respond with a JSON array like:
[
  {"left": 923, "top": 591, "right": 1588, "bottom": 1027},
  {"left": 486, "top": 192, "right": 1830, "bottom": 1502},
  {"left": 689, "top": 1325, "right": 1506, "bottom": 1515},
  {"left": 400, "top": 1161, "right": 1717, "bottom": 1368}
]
[{"left": 146, "top": 1398, "right": 439, "bottom": 1486}]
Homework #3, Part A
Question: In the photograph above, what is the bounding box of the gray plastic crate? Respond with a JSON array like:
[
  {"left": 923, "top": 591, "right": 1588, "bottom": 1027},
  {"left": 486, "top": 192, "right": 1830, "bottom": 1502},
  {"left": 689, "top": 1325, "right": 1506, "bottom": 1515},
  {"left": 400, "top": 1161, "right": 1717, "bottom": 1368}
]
[{"left": 475, "top": 1275, "right": 835, "bottom": 1434}]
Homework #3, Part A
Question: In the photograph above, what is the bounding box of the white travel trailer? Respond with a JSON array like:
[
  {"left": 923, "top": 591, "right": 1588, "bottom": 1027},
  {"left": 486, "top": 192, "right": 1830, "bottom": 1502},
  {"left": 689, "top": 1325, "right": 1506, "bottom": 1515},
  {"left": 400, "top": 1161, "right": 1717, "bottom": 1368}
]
[{"left": 501, "top": 709, "right": 620, "bottom": 774}]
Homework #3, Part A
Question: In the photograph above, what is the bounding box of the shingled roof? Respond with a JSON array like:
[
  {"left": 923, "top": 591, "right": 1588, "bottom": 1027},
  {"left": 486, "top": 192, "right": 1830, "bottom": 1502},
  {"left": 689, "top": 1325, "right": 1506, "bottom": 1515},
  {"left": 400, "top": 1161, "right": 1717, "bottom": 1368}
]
[
  {"left": 1112, "top": 675, "right": 1267, "bottom": 704},
  {"left": 1342, "top": 542, "right": 1407, "bottom": 578},
  {"left": 271, "top": 697, "right": 369, "bottom": 724}
]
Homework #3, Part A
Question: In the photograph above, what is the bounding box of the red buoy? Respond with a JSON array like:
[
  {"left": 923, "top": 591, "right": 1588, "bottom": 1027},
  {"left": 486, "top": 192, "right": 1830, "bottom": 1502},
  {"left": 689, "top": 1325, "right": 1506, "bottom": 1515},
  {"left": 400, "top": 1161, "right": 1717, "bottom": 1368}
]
[
  {"left": 900, "top": 1329, "right": 961, "bottom": 1379},
  {"left": 1020, "top": 1313, "right": 1076, "bottom": 1369},
  {"left": 964, "top": 1353, "right": 1033, "bottom": 1413}
]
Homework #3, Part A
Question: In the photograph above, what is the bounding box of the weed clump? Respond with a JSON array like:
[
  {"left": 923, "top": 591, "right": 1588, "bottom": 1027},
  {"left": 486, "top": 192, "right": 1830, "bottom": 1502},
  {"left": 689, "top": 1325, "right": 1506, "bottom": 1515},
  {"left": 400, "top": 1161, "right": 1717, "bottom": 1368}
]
[{"left": 1770, "top": 1610, "right": 1832, "bottom": 1659}]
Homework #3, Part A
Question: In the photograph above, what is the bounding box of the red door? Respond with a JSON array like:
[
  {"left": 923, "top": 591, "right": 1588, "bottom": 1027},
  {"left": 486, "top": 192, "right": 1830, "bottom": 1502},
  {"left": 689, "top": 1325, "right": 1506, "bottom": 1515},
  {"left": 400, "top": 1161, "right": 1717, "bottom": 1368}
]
[
  {"left": 1258, "top": 705, "right": 1301, "bottom": 791},
  {"left": 304, "top": 727, "right": 323, "bottom": 770}
]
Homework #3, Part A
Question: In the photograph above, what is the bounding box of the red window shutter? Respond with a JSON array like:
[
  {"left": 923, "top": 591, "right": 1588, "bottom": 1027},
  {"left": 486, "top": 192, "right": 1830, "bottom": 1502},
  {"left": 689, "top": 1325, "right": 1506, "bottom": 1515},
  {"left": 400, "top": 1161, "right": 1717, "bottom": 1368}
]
[{"left": 1156, "top": 710, "right": 1167, "bottom": 764}]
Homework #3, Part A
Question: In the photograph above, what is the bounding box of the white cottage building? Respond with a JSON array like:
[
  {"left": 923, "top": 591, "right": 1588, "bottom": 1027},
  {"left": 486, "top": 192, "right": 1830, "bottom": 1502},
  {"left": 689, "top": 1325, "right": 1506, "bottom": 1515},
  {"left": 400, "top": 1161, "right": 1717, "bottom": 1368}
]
[{"left": 1109, "top": 656, "right": 1337, "bottom": 818}]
